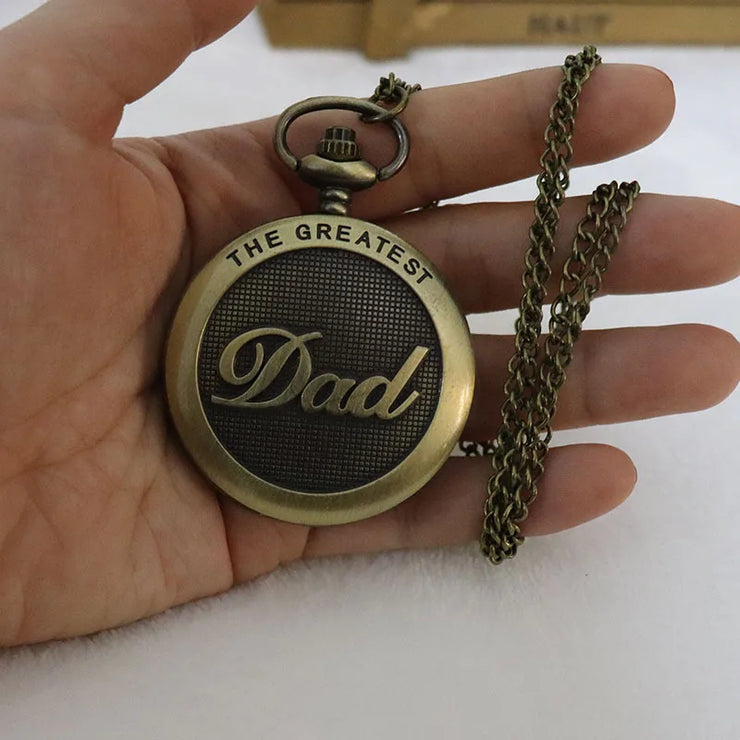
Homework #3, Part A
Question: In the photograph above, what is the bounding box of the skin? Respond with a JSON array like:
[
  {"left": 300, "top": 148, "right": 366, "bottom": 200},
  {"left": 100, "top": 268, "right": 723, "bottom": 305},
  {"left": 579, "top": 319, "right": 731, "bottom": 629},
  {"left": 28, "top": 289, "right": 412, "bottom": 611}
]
[{"left": 0, "top": 0, "right": 737, "bottom": 647}]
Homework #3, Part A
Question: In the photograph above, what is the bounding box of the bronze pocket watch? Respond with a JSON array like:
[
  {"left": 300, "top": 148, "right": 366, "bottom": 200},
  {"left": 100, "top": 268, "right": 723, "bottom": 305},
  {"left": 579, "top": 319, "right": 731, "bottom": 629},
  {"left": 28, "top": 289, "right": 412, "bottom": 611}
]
[{"left": 166, "top": 86, "right": 475, "bottom": 526}]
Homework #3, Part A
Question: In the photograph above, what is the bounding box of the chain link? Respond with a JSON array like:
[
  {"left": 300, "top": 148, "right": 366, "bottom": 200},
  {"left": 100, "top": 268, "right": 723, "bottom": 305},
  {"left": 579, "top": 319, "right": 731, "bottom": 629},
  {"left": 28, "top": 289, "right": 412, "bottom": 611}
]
[
  {"left": 458, "top": 46, "right": 641, "bottom": 564},
  {"left": 363, "top": 74, "right": 422, "bottom": 122}
]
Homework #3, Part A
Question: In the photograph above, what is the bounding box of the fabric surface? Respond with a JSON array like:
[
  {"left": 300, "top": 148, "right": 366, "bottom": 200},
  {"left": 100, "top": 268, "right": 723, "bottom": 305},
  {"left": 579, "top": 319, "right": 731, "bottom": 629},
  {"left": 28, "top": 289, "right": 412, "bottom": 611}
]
[{"left": 0, "top": 3, "right": 738, "bottom": 738}]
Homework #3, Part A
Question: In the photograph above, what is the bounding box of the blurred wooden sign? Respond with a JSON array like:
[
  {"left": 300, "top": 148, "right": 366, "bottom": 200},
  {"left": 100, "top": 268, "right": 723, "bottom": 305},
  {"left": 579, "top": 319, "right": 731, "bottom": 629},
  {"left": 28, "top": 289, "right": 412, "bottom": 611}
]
[{"left": 259, "top": 0, "right": 740, "bottom": 57}]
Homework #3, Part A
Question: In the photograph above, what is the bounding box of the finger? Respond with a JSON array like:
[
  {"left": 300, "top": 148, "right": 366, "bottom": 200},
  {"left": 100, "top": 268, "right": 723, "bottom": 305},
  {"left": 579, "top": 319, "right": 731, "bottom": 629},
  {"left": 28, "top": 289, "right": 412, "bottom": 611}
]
[
  {"left": 222, "top": 443, "right": 635, "bottom": 581},
  {"left": 384, "top": 195, "right": 740, "bottom": 313},
  {"left": 243, "top": 63, "right": 675, "bottom": 217},
  {"left": 141, "top": 63, "right": 674, "bottom": 263},
  {"left": 466, "top": 324, "right": 740, "bottom": 440},
  {"left": 300, "top": 444, "right": 637, "bottom": 559},
  {"left": 0, "top": 0, "right": 258, "bottom": 140}
]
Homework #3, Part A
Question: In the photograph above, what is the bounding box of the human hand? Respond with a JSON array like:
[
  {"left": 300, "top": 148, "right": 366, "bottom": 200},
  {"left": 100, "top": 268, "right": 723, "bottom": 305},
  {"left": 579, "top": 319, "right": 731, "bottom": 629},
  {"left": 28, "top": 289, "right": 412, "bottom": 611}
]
[{"left": 0, "top": 0, "right": 737, "bottom": 646}]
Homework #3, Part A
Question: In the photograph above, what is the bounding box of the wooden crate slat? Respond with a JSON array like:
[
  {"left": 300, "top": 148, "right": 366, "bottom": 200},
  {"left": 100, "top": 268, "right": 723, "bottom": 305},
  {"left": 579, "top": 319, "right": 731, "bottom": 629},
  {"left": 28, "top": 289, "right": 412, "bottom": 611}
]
[{"left": 259, "top": 0, "right": 740, "bottom": 56}]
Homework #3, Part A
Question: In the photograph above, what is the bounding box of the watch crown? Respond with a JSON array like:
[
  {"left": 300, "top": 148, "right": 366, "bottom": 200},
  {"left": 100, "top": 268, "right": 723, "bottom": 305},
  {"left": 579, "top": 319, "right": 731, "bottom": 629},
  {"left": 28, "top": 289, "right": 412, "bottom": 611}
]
[{"left": 318, "top": 127, "right": 360, "bottom": 162}]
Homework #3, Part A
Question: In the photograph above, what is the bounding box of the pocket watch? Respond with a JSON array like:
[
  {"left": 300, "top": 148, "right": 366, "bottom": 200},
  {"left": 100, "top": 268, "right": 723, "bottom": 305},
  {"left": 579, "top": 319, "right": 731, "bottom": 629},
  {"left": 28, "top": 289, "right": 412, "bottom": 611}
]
[{"left": 166, "top": 86, "right": 475, "bottom": 526}]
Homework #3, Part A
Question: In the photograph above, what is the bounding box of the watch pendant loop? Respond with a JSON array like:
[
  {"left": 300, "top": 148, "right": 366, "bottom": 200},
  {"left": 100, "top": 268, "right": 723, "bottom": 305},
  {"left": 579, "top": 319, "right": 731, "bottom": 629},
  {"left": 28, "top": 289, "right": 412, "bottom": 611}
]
[{"left": 273, "top": 96, "right": 410, "bottom": 182}]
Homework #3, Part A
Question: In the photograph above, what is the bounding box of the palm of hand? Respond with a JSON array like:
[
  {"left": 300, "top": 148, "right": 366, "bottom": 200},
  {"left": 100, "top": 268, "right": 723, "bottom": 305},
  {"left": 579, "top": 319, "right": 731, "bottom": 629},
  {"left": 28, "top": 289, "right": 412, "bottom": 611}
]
[{"left": 0, "top": 120, "right": 248, "bottom": 644}]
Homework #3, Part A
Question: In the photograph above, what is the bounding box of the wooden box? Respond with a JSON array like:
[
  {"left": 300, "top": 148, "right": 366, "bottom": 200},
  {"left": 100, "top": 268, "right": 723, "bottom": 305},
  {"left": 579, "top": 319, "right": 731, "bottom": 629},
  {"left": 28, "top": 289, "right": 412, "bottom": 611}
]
[{"left": 259, "top": 0, "right": 740, "bottom": 58}]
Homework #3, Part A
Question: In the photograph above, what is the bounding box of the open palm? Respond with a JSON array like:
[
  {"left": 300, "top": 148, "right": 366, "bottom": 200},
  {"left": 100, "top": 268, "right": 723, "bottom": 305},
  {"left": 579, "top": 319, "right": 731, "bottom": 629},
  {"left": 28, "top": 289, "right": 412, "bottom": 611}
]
[{"left": 0, "top": 0, "right": 737, "bottom": 646}]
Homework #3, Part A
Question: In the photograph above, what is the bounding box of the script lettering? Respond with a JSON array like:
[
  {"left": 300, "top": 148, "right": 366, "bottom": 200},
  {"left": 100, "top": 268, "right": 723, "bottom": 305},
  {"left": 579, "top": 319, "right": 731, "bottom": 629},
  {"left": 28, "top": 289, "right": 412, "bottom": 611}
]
[{"left": 212, "top": 328, "right": 429, "bottom": 420}]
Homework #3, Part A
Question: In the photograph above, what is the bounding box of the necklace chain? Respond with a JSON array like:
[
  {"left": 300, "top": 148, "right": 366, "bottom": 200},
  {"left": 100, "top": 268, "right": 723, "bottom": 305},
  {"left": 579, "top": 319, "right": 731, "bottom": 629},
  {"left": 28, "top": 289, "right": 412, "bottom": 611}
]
[
  {"left": 370, "top": 47, "right": 640, "bottom": 564},
  {"left": 459, "top": 47, "right": 640, "bottom": 563}
]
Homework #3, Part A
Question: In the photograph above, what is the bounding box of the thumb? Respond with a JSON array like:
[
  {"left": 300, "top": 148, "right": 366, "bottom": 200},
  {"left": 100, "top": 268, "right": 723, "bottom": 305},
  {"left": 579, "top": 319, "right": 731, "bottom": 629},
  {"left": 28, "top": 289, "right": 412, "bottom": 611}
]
[{"left": 0, "top": 0, "right": 258, "bottom": 141}]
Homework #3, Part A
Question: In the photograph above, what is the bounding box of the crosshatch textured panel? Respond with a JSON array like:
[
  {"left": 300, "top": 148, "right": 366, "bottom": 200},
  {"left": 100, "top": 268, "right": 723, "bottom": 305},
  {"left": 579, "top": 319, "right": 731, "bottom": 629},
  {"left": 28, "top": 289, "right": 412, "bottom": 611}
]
[{"left": 198, "top": 247, "right": 443, "bottom": 493}]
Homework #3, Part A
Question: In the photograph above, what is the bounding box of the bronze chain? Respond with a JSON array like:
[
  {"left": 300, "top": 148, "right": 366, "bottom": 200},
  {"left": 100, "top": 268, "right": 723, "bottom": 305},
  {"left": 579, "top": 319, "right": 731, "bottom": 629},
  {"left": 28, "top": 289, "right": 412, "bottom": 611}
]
[
  {"left": 364, "top": 73, "right": 422, "bottom": 121},
  {"left": 459, "top": 46, "right": 640, "bottom": 563},
  {"left": 368, "top": 47, "right": 640, "bottom": 564}
]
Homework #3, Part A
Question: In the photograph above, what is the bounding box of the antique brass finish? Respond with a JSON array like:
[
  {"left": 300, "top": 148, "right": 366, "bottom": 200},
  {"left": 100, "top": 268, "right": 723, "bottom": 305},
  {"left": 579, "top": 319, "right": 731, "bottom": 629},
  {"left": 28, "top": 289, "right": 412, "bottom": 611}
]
[
  {"left": 274, "top": 95, "right": 411, "bottom": 216},
  {"left": 460, "top": 47, "right": 641, "bottom": 564},
  {"left": 166, "top": 78, "right": 474, "bottom": 526},
  {"left": 274, "top": 96, "right": 410, "bottom": 180},
  {"left": 167, "top": 216, "right": 474, "bottom": 526},
  {"left": 212, "top": 327, "right": 430, "bottom": 421}
]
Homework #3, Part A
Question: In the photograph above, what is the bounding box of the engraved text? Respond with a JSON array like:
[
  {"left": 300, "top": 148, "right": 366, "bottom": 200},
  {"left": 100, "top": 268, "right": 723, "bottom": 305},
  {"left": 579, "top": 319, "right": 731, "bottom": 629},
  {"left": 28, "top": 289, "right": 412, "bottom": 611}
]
[{"left": 212, "top": 328, "right": 429, "bottom": 420}]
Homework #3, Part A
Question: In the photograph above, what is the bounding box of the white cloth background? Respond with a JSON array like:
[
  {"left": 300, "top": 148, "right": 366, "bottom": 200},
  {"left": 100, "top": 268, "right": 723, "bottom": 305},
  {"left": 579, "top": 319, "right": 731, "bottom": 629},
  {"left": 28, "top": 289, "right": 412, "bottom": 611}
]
[{"left": 0, "top": 2, "right": 738, "bottom": 739}]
